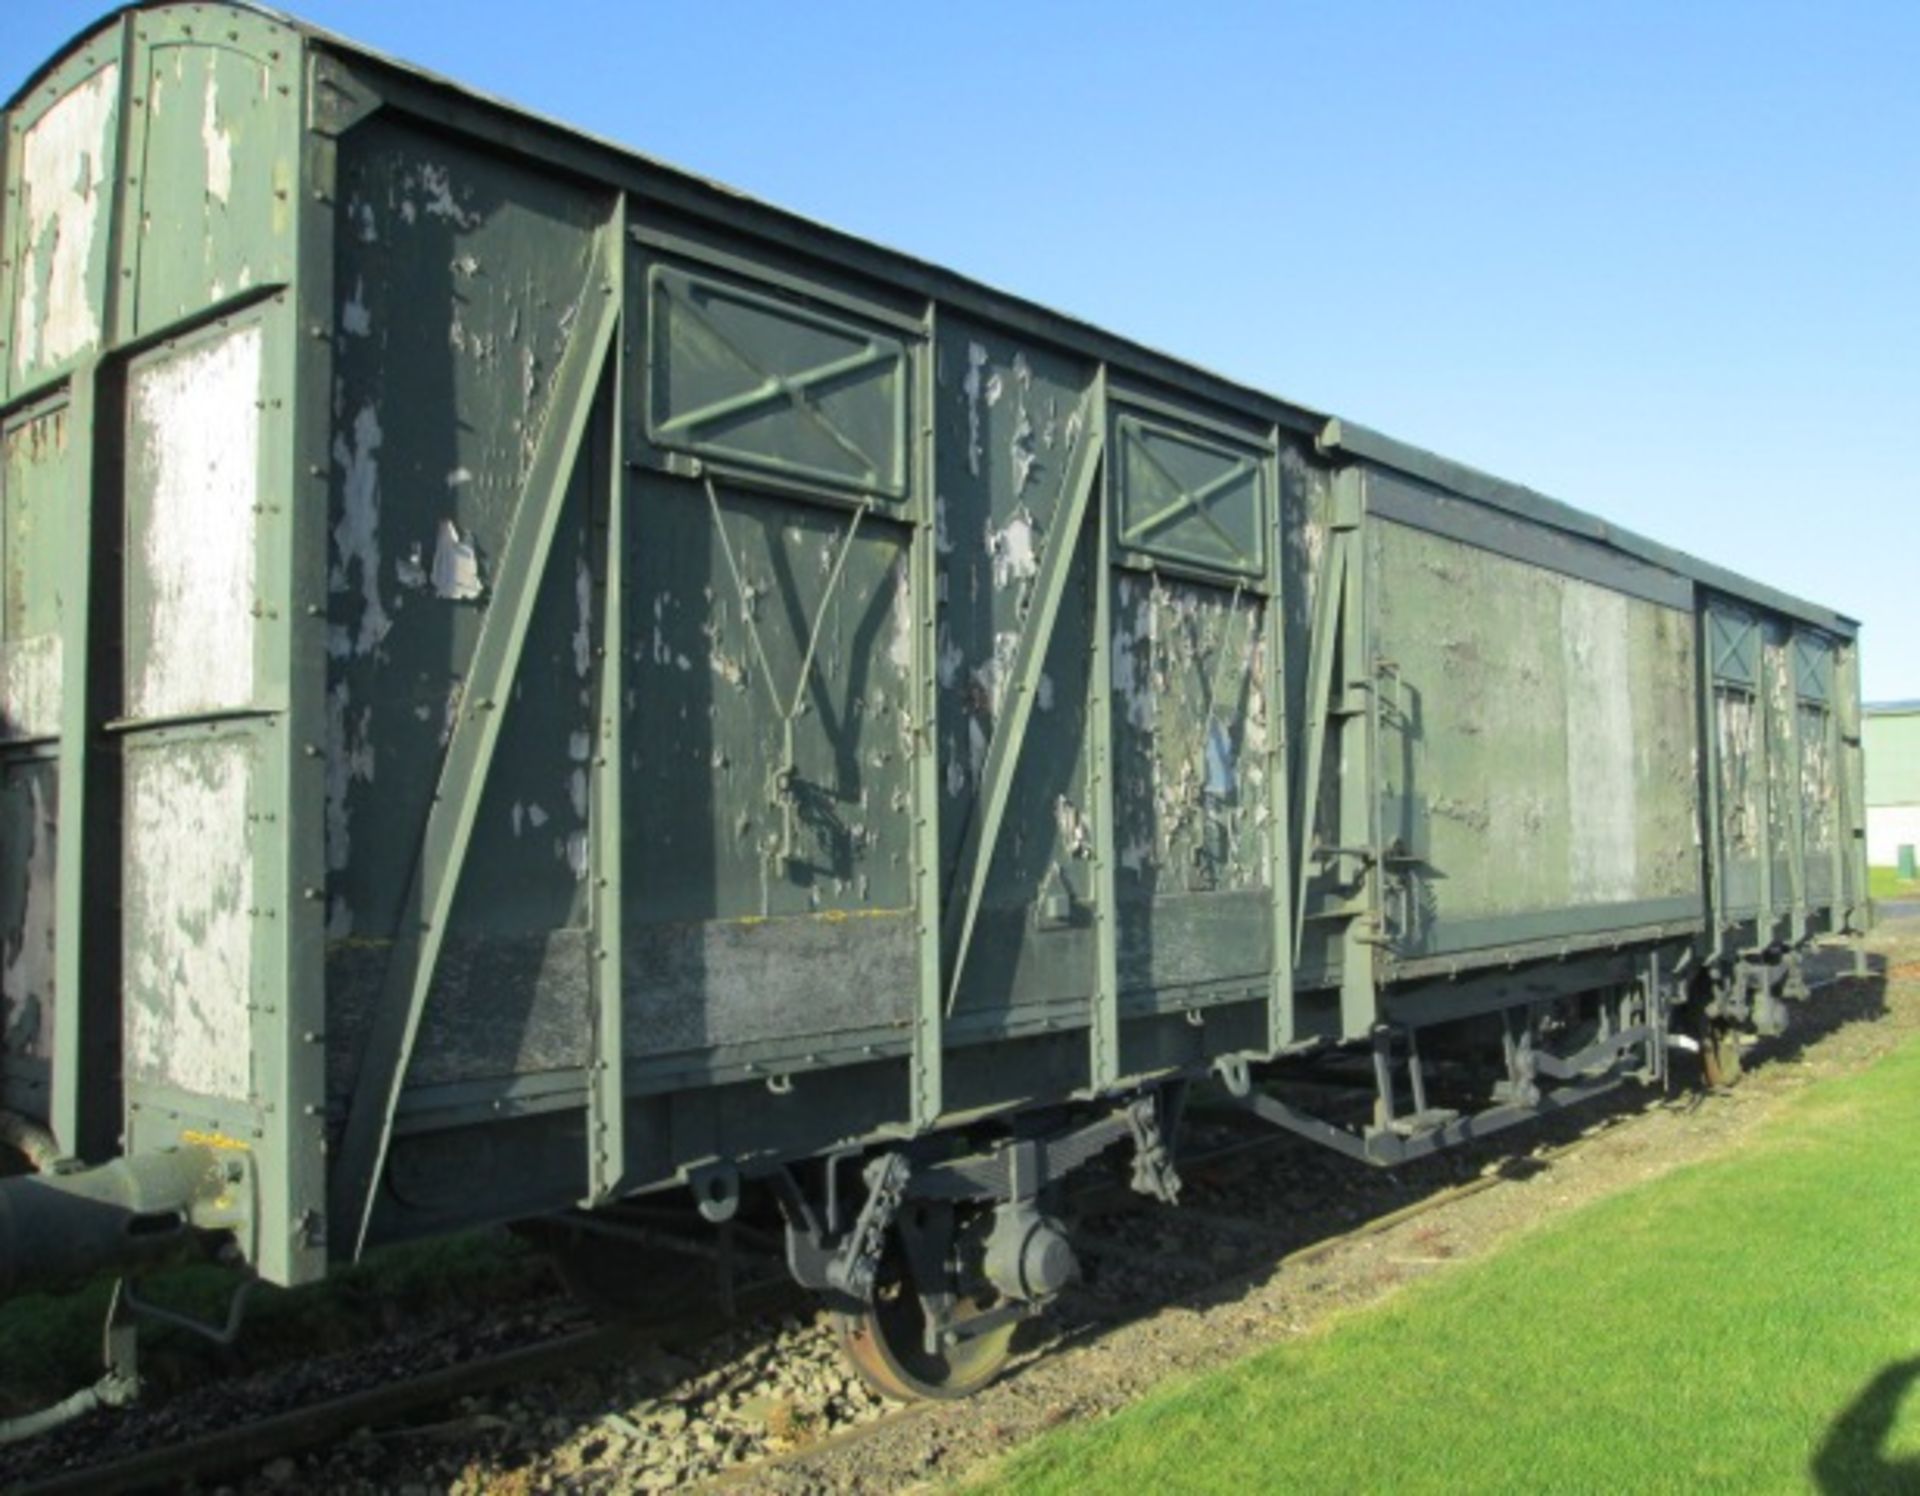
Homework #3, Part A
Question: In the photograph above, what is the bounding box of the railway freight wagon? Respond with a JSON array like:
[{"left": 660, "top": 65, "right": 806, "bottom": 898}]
[{"left": 0, "top": 2, "right": 1870, "bottom": 1404}]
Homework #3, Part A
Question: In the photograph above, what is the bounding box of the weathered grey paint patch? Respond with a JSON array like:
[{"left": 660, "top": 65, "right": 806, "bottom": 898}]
[
  {"left": 1560, "top": 582, "right": 1638, "bottom": 902},
  {"left": 0, "top": 634, "right": 63, "bottom": 741},
  {"left": 124, "top": 738, "right": 255, "bottom": 1100},
  {"left": 1, "top": 769, "right": 57, "bottom": 1060},
  {"left": 329, "top": 402, "right": 390, "bottom": 656},
  {"left": 127, "top": 323, "right": 262, "bottom": 719},
  {"left": 1717, "top": 690, "right": 1758, "bottom": 853},
  {"left": 1111, "top": 576, "right": 1269, "bottom": 896},
  {"left": 624, "top": 912, "right": 917, "bottom": 1056},
  {"left": 1801, "top": 703, "right": 1835, "bottom": 853},
  {"left": 986, "top": 509, "right": 1039, "bottom": 590},
  {"left": 325, "top": 930, "right": 590, "bottom": 1099},
  {"left": 11, "top": 64, "right": 118, "bottom": 377},
  {"left": 324, "top": 678, "right": 374, "bottom": 882}
]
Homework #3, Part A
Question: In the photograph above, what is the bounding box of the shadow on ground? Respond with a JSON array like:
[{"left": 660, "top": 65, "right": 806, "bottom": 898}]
[
  {"left": 1813, "top": 1357, "right": 1920, "bottom": 1493},
  {"left": 1048, "top": 939, "right": 1904, "bottom": 1365}
]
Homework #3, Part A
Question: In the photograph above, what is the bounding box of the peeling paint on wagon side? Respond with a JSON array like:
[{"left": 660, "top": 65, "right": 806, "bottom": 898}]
[
  {"left": 123, "top": 736, "right": 256, "bottom": 1102},
  {"left": 199, "top": 66, "right": 234, "bottom": 204},
  {"left": 329, "top": 402, "right": 390, "bottom": 657},
  {"left": 430, "top": 519, "right": 484, "bottom": 601},
  {"left": 1, "top": 769, "right": 57, "bottom": 1060},
  {"left": 1718, "top": 690, "right": 1759, "bottom": 854},
  {"left": 1560, "top": 583, "right": 1639, "bottom": 903},
  {"left": 1, "top": 402, "right": 71, "bottom": 740},
  {"left": 1112, "top": 575, "right": 1271, "bottom": 895},
  {"left": 0, "top": 634, "right": 63, "bottom": 743},
  {"left": 10, "top": 63, "right": 117, "bottom": 379},
  {"left": 126, "top": 321, "right": 263, "bottom": 720}
]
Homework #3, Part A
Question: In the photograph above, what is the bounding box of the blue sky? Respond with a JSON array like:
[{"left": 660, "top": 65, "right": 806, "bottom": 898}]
[{"left": 7, "top": 1, "right": 1916, "bottom": 698}]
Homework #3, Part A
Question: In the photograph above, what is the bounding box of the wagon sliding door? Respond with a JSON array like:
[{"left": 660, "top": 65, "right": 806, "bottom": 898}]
[
  {"left": 928, "top": 321, "right": 1290, "bottom": 1104},
  {"left": 1105, "top": 405, "right": 1285, "bottom": 1069},
  {"left": 1701, "top": 597, "right": 1856, "bottom": 946},
  {"left": 1367, "top": 475, "right": 1704, "bottom": 972},
  {"left": 621, "top": 232, "right": 926, "bottom": 1108}
]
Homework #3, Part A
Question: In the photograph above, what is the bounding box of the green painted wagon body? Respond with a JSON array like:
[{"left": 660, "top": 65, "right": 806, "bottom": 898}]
[{"left": 0, "top": 3, "right": 1870, "bottom": 1353}]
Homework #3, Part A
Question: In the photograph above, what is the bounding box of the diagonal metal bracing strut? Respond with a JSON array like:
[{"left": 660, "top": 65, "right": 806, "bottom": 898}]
[
  {"left": 332, "top": 230, "right": 623, "bottom": 1258},
  {"left": 942, "top": 397, "right": 1105, "bottom": 1016},
  {"left": 1292, "top": 520, "right": 1351, "bottom": 961}
]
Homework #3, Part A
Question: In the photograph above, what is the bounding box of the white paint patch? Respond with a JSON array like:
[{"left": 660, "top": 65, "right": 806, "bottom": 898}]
[
  {"left": 123, "top": 739, "right": 255, "bottom": 1100},
  {"left": 573, "top": 559, "right": 594, "bottom": 678},
  {"left": 13, "top": 65, "right": 118, "bottom": 376},
  {"left": 1054, "top": 795, "right": 1092, "bottom": 858},
  {"left": 200, "top": 68, "right": 233, "bottom": 204},
  {"left": 962, "top": 342, "right": 989, "bottom": 477},
  {"left": 936, "top": 626, "right": 965, "bottom": 691},
  {"left": 0, "top": 633, "right": 64, "bottom": 741},
  {"left": 431, "top": 519, "right": 484, "bottom": 601},
  {"left": 987, "top": 510, "right": 1040, "bottom": 590},
  {"left": 128, "top": 323, "right": 262, "bottom": 719},
  {"left": 330, "top": 402, "right": 392, "bottom": 655},
  {"left": 1011, "top": 410, "right": 1038, "bottom": 493},
  {"left": 1560, "top": 583, "right": 1638, "bottom": 902},
  {"left": 1, "top": 773, "right": 57, "bottom": 1059},
  {"left": 889, "top": 559, "right": 914, "bottom": 675},
  {"left": 972, "top": 630, "right": 1021, "bottom": 720},
  {"left": 415, "top": 162, "right": 479, "bottom": 228},
  {"left": 340, "top": 278, "right": 372, "bottom": 337}
]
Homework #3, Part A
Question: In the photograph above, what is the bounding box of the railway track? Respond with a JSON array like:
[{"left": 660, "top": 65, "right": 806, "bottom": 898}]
[
  {"left": 0, "top": 1101, "right": 1659, "bottom": 1494},
  {"left": 6, "top": 953, "right": 1900, "bottom": 1495}
]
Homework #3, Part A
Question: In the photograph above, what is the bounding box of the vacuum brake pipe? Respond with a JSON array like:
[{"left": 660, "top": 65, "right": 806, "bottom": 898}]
[{"left": 0, "top": 1143, "right": 233, "bottom": 1300}]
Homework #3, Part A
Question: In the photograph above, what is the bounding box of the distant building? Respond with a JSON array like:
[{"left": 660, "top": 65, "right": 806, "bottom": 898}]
[{"left": 1866, "top": 701, "right": 1920, "bottom": 873}]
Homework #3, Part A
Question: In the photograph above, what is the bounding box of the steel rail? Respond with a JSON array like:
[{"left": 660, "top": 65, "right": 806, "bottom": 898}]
[
  {"left": 14, "top": 1282, "right": 799, "bottom": 1496},
  {"left": 14, "top": 963, "right": 1886, "bottom": 1494}
]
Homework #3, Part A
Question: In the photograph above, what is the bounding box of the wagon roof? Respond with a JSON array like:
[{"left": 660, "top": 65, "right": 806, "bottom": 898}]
[{"left": 10, "top": 0, "right": 1858, "bottom": 636}]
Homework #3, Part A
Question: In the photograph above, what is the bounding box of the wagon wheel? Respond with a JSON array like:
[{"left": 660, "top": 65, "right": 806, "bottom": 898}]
[{"left": 834, "top": 1223, "right": 1016, "bottom": 1401}]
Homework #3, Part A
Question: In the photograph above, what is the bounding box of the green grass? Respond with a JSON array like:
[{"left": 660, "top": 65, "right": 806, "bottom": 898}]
[
  {"left": 1871, "top": 865, "right": 1920, "bottom": 901},
  {"left": 988, "top": 1035, "right": 1920, "bottom": 1495}
]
